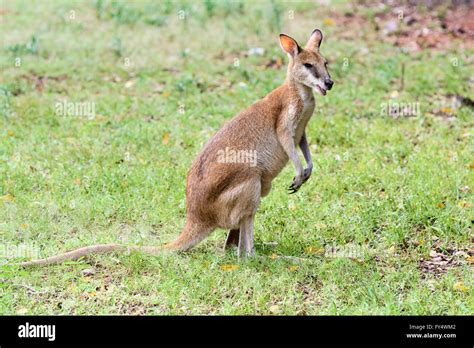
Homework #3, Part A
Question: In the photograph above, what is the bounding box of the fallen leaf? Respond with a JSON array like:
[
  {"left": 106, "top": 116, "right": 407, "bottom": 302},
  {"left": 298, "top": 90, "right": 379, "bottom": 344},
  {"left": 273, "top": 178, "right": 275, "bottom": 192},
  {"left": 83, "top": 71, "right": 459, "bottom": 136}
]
[
  {"left": 16, "top": 307, "right": 28, "bottom": 314},
  {"left": 1, "top": 193, "right": 14, "bottom": 202},
  {"left": 414, "top": 240, "right": 425, "bottom": 246},
  {"left": 152, "top": 83, "right": 165, "bottom": 93},
  {"left": 288, "top": 201, "right": 296, "bottom": 211},
  {"left": 88, "top": 291, "right": 97, "bottom": 297},
  {"left": 305, "top": 246, "right": 325, "bottom": 255},
  {"left": 162, "top": 132, "right": 170, "bottom": 145},
  {"left": 323, "top": 18, "right": 335, "bottom": 26},
  {"left": 315, "top": 223, "right": 327, "bottom": 230},
  {"left": 124, "top": 80, "right": 136, "bottom": 89},
  {"left": 426, "top": 279, "right": 436, "bottom": 292},
  {"left": 220, "top": 264, "right": 239, "bottom": 271},
  {"left": 387, "top": 245, "right": 396, "bottom": 254},
  {"left": 81, "top": 268, "right": 95, "bottom": 276},
  {"left": 453, "top": 282, "right": 468, "bottom": 293},
  {"left": 269, "top": 304, "right": 280, "bottom": 314},
  {"left": 440, "top": 107, "right": 454, "bottom": 114}
]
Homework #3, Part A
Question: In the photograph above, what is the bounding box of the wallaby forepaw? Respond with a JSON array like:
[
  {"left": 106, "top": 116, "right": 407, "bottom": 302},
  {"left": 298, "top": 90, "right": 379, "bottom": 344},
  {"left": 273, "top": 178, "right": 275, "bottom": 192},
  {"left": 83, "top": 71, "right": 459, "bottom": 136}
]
[{"left": 288, "top": 176, "right": 303, "bottom": 194}]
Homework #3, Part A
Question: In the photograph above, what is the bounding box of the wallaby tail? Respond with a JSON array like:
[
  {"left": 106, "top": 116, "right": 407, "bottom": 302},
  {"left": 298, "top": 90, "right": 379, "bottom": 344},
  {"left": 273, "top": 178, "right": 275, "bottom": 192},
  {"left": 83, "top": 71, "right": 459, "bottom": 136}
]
[
  {"left": 13, "top": 221, "right": 211, "bottom": 267},
  {"left": 16, "top": 244, "right": 127, "bottom": 267},
  {"left": 162, "top": 220, "right": 212, "bottom": 251}
]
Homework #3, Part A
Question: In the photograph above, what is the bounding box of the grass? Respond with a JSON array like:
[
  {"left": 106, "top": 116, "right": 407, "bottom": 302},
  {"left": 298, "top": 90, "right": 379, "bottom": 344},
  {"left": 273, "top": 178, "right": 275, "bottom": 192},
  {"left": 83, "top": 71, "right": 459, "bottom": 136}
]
[{"left": 0, "top": 0, "right": 473, "bottom": 315}]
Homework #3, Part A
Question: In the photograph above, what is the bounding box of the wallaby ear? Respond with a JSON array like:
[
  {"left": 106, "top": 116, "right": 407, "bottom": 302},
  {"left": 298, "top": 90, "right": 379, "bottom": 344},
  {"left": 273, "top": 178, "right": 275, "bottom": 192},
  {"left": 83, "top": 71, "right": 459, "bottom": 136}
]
[
  {"left": 305, "top": 29, "right": 323, "bottom": 51},
  {"left": 279, "top": 34, "right": 300, "bottom": 57}
]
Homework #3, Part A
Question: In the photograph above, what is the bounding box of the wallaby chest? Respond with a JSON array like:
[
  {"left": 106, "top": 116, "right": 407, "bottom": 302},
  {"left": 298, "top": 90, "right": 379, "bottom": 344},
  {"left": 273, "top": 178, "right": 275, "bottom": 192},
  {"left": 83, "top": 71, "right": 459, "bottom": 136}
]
[{"left": 293, "top": 88, "right": 315, "bottom": 144}]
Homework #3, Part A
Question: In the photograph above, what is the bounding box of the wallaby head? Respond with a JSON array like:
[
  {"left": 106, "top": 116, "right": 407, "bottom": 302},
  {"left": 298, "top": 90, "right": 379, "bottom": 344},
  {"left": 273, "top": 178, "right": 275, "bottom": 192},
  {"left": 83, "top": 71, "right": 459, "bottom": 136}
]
[{"left": 279, "top": 29, "right": 333, "bottom": 96}]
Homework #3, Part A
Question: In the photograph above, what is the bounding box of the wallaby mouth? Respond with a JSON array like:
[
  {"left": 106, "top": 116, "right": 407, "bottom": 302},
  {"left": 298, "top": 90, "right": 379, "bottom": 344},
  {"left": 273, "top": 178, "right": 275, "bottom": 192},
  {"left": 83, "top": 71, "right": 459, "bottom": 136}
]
[{"left": 316, "top": 85, "right": 327, "bottom": 96}]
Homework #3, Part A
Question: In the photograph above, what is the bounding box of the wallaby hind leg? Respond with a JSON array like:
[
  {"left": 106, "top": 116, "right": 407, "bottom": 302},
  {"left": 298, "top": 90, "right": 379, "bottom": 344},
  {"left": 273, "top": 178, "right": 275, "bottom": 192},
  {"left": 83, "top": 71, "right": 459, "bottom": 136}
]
[
  {"left": 238, "top": 215, "right": 255, "bottom": 258},
  {"left": 223, "top": 229, "right": 240, "bottom": 251}
]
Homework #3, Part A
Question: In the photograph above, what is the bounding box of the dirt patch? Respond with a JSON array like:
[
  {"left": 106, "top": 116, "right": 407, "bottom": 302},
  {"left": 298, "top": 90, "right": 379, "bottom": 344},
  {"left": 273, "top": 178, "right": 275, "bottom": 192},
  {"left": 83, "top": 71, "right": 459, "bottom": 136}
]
[
  {"left": 22, "top": 73, "right": 68, "bottom": 93},
  {"left": 328, "top": 2, "right": 473, "bottom": 52},
  {"left": 419, "top": 245, "right": 472, "bottom": 276}
]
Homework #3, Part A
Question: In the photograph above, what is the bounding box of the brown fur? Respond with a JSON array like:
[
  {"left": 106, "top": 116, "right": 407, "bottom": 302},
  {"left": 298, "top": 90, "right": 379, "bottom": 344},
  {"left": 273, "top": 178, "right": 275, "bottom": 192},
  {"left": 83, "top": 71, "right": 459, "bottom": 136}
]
[{"left": 15, "top": 29, "right": 333, "bottom": 266}]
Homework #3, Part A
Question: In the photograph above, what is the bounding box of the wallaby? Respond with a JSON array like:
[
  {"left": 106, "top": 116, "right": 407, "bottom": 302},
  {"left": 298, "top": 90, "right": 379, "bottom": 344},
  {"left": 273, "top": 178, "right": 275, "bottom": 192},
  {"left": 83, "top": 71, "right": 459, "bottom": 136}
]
[{"left": 15, "top": 29, "right": 333, "bottom": 266}]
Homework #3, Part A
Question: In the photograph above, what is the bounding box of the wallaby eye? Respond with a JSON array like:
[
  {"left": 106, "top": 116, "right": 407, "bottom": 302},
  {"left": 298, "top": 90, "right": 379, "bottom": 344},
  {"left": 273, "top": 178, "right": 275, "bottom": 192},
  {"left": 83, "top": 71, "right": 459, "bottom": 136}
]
[{"left": 303, "top": 63, "right": 313, "bottom": 69}]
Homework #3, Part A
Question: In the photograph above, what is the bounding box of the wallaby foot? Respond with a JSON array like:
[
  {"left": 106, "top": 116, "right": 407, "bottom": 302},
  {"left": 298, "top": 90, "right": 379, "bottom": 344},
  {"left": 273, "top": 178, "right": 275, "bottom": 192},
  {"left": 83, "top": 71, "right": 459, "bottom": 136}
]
[{"left": 223, "top": 229, "right": 240, "bottom": 251}]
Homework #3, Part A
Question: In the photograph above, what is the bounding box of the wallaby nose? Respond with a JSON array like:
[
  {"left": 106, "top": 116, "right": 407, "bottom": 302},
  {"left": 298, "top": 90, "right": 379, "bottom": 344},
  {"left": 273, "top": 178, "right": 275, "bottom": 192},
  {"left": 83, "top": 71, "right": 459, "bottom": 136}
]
[{"left": 325, "top": 78, "right": 333, "bottom": 90}]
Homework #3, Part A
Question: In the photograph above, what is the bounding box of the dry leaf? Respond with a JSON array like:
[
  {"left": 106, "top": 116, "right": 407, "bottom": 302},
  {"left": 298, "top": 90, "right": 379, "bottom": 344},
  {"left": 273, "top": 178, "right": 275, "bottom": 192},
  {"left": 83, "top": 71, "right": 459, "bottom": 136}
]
[
  {"left": 458, "top": 200, "right": 471, "bottom": 208},
  {"left": 305, "top": 246, "right": 325, "bottom": 255},
  {"left": 16, "top": 307, "right": 28, "bottom": 314},
  {"left": 152, "top": 83, "right": 165, "bottom": 93},
  {"left": 387, "top": 245, "right": 396, "bottom": 254},
  {"left": 1, "top": 193, "right": 14, "bottom": 202},
  {"left": 453, "top": 282, "right": 468, "bottom": 293},
  {"left": 269, "top": 304, "right": 280, "bottom": 314},
  {"left": 124, "top": 80, "right": 136, "bottom": 89},
  {"left": 288, "top": 201, "right": 296, "bottom": 211},
  {"left": 323, "top": 18, "right": 335, "bottom": 26},
  {"left": 88, "top": 291, "right": 97, "bottom": 297},
  {"left": 81, "top": 268, "right": 95, "bottom": 276},
  {"left": 440, "top": 107, "right": 454, "bottom": 114},
  {"left": 220, "top": 264, "right": 239, "bottom": 271},
  {"left": 162, "top": 132, "right": 170, "bottom": 145},
  {"left": 315, "top": 223, "right": 327, "bottom": 230}
]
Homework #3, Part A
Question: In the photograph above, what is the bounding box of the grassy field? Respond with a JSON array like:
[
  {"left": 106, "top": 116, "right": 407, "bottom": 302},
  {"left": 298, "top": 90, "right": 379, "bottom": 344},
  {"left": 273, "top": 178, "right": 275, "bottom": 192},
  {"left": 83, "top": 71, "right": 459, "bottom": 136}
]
[{"left": 0, "top": 0, "right": 473, "bottom": 315}]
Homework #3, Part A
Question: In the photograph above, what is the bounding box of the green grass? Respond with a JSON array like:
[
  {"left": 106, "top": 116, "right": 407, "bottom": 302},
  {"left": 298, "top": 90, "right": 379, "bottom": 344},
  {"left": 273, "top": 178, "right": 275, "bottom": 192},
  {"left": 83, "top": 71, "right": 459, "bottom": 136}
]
[{"left": 0, "top": 0, "right": 473, "bottom": 315}]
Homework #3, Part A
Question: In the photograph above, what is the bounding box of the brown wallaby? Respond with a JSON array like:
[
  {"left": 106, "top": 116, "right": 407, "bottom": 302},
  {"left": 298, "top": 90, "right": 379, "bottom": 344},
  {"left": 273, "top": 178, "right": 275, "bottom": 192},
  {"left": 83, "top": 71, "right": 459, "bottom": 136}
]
[{"left": 15, "top": 29, "right": 333, "bottom": 266}]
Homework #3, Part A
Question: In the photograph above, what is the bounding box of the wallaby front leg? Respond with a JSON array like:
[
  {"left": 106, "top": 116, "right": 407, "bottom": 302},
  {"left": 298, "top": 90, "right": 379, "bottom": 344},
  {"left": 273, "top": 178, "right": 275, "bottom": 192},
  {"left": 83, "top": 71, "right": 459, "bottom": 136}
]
[
  {"left": 299, "top": 132, "right": 313, "bottom": 183},
  {"left": 278, "top": 128, "right": 304, "bottom": 194},
  {"left": 238, "top": 215, "right": 255, "bottom": 258}
]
